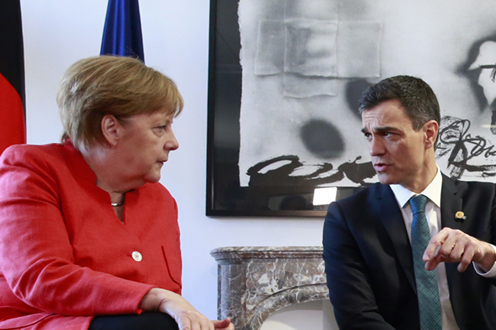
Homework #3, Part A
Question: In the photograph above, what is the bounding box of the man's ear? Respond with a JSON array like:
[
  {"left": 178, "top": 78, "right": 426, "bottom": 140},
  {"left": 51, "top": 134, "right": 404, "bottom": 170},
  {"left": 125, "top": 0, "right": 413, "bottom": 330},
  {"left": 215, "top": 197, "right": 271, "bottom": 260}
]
[
  {"left": 101, "top": 115, "right": 121, "bottom": 147},
  {"left": 423, "top": 120, "right": 439, "bottom": 149}
]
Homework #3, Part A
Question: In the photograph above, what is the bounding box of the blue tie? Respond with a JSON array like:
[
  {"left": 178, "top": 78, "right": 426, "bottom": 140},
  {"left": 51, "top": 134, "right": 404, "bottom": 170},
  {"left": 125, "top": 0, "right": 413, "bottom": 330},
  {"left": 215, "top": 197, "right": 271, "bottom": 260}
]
[{"left": 410, "top": 194, "right": 442, "bottom": 330}]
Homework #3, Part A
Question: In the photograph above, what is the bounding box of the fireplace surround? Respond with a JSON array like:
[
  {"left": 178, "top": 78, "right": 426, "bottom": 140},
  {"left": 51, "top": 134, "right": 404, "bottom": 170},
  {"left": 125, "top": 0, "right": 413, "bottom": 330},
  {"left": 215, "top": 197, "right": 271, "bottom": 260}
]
[{"left": 210, "top": 246, "right": 328, "bottom": 330}]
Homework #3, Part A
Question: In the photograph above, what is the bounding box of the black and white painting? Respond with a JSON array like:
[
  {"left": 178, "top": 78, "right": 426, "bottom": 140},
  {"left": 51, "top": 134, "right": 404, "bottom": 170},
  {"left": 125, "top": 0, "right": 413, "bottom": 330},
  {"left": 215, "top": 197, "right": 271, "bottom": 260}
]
[{"left": 237, "top": 0, "right": 496, "bottom": 190}]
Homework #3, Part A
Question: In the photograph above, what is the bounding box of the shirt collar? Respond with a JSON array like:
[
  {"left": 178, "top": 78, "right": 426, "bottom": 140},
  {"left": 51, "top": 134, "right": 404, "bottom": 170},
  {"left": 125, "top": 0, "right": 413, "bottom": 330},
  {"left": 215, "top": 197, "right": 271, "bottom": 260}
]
[{"left": 390, "top": 166, "right": 442, "bottom": 209}]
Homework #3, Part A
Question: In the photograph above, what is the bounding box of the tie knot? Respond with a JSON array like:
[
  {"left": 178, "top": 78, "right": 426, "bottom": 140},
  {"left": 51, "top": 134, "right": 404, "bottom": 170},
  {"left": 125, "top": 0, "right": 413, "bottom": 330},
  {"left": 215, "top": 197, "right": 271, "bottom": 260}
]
[{"left": 410, "top": 194, "right": 428, "bottom": 215}]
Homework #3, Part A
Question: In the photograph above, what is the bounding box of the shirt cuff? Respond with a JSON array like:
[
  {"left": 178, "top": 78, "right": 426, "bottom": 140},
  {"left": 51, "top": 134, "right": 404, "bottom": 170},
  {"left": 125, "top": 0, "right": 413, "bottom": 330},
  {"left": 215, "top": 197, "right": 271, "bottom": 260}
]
[{"left": 473, "top": 244, "right": 496, "bottom": 278}]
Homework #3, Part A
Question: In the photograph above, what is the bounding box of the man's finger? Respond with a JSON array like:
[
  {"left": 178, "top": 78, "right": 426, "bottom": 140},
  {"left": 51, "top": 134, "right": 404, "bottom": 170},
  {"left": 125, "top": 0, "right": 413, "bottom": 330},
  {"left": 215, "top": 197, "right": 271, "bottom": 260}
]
[
  {"left": 425, "top": 252, "right": 444, "bottom": 271},
  {"left": 457, "top": 246, "right": 475, "bottom": 272},
  {"left": 423, "top": 228, "right": 453, "bottom": 260}
]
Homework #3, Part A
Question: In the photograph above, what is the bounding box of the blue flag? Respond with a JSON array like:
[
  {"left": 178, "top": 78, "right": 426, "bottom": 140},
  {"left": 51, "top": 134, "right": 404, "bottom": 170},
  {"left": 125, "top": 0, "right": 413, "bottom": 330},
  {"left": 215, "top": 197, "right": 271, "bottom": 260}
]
[{"left": 100, "top": 0, "right": 145, "bottom": 62}]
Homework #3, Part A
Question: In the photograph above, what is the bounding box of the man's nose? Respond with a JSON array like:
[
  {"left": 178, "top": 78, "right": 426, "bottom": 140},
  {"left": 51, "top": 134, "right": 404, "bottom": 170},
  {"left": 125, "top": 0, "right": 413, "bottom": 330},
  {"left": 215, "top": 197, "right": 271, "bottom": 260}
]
[{"left": 369, "top": 137, "right": 385, "bottom": 156}]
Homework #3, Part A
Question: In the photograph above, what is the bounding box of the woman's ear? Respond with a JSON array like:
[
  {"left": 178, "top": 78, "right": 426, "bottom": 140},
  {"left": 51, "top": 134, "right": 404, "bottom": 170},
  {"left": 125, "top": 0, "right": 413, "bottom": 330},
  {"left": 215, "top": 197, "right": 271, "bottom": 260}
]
[
  {"left": 101, "top": 115, "right": 120, "bottom": 147},
  {"left": 424, "top": 120, "right": 439, "bottom": 149}
]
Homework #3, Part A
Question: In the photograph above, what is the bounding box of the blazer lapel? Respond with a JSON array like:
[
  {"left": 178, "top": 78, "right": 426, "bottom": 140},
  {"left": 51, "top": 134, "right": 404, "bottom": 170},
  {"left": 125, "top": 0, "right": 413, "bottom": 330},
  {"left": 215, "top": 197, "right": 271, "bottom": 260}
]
[{"left": 375, "top": 185, "right": 416, "bottom": 291}]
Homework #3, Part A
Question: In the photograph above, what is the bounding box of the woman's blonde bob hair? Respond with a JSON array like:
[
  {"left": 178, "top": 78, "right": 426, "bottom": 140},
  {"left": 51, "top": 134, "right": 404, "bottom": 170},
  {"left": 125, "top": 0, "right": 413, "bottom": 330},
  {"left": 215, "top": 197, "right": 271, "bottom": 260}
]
[{"left": 57, "top": 55, "right": 183, "bottom": 149}]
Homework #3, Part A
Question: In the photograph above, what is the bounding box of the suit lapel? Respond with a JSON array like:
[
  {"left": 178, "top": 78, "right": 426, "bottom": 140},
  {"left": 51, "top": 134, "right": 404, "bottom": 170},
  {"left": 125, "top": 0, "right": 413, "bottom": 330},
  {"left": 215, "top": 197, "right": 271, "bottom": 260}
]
[
  {"left": 440, "top": 174, "right": 464, "bottom": 289},
  {"left": 371, "top": 178, "right": 464, "bottom": 293},
  {"left": 375, "top": 185, "right": 417, "bottom": 291},
  {"left": 440, "top": 174, "right": 463, "bottom": 231}
]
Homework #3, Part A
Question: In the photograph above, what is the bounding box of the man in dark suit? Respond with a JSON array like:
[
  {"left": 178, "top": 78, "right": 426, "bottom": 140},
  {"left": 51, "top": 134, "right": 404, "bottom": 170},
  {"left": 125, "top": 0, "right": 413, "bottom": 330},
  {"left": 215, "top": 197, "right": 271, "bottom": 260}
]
[{"left": 323, "top": 75, "right": 496, "bottom": 330}]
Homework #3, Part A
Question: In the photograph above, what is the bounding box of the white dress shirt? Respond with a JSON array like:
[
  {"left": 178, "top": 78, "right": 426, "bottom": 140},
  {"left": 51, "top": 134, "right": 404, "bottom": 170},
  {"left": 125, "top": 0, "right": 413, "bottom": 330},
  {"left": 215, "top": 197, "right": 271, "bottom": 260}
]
[{"left": 390, "top": 167, "right": 496, "bottom": 330}]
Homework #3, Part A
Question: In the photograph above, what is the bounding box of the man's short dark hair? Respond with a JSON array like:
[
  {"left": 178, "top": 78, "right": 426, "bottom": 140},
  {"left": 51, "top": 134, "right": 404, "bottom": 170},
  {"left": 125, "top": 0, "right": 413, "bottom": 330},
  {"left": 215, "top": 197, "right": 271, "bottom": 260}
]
[{"left": 358, "top": 75, "right": 441, "bottom": 131}]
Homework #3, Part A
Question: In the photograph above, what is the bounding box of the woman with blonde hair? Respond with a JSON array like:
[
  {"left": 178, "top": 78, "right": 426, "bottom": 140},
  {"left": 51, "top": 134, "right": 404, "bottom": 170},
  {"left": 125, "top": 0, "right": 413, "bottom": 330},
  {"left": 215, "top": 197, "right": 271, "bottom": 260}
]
[{"left": 0, "top": 56, "right": 233, "bottom": 330}]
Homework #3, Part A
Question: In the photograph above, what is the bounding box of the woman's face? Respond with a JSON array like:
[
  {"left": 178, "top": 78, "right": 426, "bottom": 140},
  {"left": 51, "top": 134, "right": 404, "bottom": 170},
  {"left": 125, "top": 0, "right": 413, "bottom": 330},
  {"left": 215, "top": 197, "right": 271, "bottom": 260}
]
[{"left": 116, "top": 110, "right": 179, "bottom": 185}]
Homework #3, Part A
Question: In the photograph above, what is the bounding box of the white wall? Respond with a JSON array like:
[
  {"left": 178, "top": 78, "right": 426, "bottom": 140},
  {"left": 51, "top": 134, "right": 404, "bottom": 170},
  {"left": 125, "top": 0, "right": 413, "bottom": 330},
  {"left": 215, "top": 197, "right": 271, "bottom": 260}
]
[{"left": 20, "top": 0, "right": 325, "bottom": 321}]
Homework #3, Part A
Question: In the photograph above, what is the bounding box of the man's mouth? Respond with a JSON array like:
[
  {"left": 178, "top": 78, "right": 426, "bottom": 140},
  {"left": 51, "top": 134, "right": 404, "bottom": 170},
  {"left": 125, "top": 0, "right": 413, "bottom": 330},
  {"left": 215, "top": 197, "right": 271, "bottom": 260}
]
[{"left": 373, "top": 162, "right": 389, "bottom": 172}]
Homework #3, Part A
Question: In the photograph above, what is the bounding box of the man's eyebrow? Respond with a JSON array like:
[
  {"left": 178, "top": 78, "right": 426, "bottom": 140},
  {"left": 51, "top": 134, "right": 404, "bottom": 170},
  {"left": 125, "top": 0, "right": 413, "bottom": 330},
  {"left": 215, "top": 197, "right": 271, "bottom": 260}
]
[{"left": 361, "top": 126, "right": 397, "bottom": 134}]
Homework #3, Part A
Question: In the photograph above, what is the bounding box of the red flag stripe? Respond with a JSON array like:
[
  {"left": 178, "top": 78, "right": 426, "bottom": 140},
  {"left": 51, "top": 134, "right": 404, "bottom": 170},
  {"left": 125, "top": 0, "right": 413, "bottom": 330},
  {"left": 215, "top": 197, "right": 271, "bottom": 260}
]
[{"left": 0, "top": 73, "right": 25, "bottom": 154}]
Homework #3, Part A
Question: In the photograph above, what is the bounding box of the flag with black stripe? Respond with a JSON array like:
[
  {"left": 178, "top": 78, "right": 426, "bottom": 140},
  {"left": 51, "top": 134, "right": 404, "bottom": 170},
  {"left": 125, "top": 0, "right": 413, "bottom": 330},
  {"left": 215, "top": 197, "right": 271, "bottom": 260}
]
[{"left": 0, "top": 0, "right": 26, "bottom": 155}]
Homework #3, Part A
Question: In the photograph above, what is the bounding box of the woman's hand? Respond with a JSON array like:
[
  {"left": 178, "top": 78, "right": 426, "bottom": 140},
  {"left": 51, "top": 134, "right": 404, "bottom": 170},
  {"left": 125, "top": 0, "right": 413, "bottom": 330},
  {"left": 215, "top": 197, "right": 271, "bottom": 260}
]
[
  {"left": 139, "top": 288, "right": 234, "bottom": 330},
  {"left": 212, "top": 318, "right": 234, "bottom": 329}
]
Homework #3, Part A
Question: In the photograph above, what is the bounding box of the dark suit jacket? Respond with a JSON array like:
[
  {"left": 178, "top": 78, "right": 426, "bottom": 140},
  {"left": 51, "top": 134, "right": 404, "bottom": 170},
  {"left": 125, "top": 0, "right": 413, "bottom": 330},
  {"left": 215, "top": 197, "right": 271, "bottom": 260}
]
[{"left": 323, "top": 175, "right": 496, "bottom": 330}]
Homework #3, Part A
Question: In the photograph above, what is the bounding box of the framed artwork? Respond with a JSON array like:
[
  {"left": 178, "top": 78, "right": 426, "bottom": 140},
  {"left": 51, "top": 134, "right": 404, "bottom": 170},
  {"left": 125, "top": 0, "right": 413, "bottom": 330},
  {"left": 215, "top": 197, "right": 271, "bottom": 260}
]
[{"left": 207, "top": 0, "right": 496, "bottom": 217}]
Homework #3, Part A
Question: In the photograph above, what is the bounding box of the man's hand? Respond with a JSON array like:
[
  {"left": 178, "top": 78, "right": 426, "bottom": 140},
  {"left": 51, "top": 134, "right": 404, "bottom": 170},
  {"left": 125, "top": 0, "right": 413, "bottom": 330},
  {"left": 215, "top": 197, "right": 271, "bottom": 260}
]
[{"left": 423, "top": 227, "right": 496, "bottom": 272}]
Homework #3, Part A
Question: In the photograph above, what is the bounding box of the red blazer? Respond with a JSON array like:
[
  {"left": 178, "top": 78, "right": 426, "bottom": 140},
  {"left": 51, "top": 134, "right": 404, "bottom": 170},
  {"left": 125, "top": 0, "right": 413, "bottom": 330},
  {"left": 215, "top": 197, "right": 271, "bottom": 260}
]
[{"left": 0, "top": 141, "right": 182, "bottom": 329}]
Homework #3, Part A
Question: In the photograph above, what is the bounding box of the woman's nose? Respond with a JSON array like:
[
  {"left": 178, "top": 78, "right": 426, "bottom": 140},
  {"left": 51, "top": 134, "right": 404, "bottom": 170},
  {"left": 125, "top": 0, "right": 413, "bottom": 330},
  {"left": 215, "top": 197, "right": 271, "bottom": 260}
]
[{"left": 165, "top": 133, "right": 179, "bottom": 151}]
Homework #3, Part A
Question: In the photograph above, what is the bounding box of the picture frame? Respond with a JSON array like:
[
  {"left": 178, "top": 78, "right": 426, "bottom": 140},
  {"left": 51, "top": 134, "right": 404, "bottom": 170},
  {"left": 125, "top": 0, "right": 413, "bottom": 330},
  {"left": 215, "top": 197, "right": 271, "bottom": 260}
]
[
  {"left": 206, "top": 0, "right": 360, "bottom": 217},
  {"left": 207, "top": 0, "right": 496, "bottom": 218}
]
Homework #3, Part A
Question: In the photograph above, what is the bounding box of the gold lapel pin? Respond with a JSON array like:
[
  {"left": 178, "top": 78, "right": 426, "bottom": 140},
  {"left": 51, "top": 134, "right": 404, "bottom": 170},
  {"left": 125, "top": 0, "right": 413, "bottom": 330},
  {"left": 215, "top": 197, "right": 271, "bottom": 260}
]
[{"left": 455, "top": 211, "right": 466, "bottom": 221}]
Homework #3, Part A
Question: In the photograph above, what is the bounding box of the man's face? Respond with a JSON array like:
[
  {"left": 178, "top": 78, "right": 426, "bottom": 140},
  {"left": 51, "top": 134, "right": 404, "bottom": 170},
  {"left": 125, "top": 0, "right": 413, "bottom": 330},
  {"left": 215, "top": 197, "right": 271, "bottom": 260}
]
[{"left": 361, "top": 99, "right": 429, "bottom": 191}]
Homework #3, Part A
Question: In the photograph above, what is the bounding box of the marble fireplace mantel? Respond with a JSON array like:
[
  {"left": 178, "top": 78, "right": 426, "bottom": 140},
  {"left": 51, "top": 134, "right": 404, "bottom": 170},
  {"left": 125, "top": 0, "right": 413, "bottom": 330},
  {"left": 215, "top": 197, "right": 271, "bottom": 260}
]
[{"left": 210, "top": 246, "right": 328, "bottom": 330}]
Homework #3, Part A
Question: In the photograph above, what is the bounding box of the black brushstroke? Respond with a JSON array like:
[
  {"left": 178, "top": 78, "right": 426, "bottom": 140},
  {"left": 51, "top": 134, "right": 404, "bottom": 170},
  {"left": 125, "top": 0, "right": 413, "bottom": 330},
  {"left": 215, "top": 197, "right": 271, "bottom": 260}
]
[
  {"left": 247, "top": 155, "right": 375, "bottom": 187},
  {"left": 345, "top": 79, "right": 372, "bottom": 119},
  {"left": 457, "top": 33, "right": 496, "bottom": 135},
  {"left": 300, "top": 119, "right": 345, "bottom": 159},
  {"left": 457, "top": 35, "right": 496, "bottom": 112},
  {"left": 436, "top": 116, "right": 496, "bottom": 178}
]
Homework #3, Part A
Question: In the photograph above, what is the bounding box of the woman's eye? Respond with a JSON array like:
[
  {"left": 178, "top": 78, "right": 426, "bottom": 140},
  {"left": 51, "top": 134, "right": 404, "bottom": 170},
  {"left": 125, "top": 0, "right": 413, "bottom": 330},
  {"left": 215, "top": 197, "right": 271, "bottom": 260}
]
[{"left": 153, "top": 126, "right": 167, "bottom": 134}]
